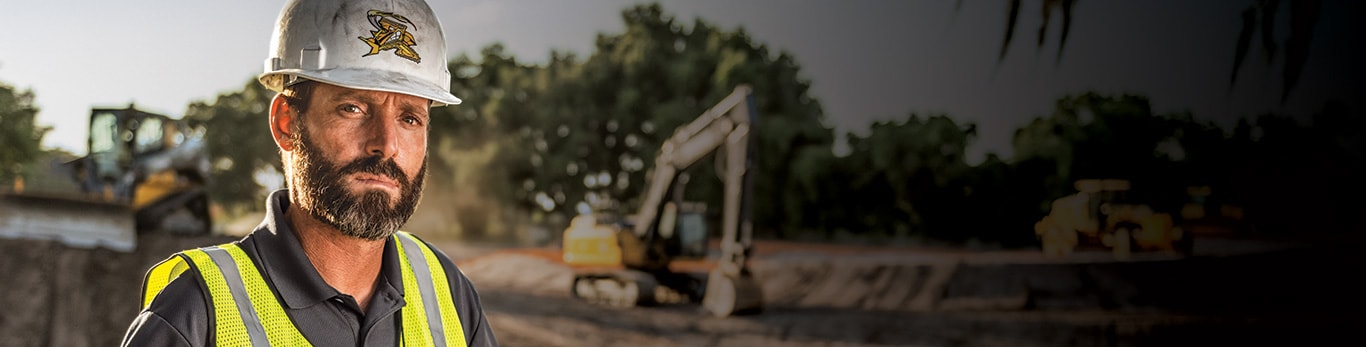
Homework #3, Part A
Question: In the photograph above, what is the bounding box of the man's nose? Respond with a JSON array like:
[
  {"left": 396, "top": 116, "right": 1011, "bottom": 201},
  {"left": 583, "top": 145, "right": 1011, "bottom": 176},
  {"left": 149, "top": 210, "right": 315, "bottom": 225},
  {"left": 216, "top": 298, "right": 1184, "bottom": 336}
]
[{"left": 364, "top": 114, "right": 399, "bottom": 158}]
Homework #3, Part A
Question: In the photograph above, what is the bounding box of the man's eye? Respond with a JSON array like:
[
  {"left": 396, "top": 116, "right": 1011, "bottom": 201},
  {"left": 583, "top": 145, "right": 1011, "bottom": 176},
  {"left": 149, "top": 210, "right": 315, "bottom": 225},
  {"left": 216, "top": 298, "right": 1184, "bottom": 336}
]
[
  {"left": 340, "top": 104, "right": 362, "bottom": 114},
  {"left": 402, "top": 116, "right": 423, "bottom": 126}
]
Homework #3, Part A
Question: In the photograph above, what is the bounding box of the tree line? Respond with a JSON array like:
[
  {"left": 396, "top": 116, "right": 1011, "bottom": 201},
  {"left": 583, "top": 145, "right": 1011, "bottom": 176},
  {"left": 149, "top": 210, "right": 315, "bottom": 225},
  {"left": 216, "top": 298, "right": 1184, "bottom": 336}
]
[{"left": 3, "top": 4, "right": 1360, "bottom": 247}]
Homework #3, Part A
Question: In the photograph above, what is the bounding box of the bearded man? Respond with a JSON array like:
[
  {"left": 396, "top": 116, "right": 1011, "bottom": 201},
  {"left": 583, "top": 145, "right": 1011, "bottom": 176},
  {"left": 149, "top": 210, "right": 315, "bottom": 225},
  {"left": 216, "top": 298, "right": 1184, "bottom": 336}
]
[{"left": 121, "top": 0, "right": 497, "bottom": 345}]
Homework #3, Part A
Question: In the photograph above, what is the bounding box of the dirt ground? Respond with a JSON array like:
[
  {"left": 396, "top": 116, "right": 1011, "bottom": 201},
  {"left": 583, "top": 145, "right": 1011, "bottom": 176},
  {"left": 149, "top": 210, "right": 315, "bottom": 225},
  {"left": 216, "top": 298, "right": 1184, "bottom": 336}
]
[
  {"left": 1, "top": 231, "right": 1363, "bottom": 346},
  {"left": 449, "top": 235, "right": 1366, "bottom": 346}
]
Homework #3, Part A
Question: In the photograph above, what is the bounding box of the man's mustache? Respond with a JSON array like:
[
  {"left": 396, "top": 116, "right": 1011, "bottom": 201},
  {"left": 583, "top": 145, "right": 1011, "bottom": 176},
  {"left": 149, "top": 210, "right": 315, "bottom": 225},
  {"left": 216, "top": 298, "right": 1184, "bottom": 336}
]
[{"left": 337, "top": 155, "right": 409, "bottom": 187}]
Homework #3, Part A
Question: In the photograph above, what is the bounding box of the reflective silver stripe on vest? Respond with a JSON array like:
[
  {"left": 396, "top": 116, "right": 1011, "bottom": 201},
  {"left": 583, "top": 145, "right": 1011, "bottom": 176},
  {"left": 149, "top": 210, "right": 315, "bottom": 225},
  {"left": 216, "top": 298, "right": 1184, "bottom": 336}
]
[
  {"left": 203, "top": 246, "right": 272, "bottom": 347},
  {"left": 397, "top": 233, "right": 447, "bottom": 347}
]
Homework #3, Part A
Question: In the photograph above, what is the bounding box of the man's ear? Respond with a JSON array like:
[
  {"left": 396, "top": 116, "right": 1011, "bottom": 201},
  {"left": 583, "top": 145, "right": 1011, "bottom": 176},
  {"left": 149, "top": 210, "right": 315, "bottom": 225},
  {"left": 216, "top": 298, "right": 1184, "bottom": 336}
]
[{"left": 269, "top": 94, "right": 297, "bottom": 151}]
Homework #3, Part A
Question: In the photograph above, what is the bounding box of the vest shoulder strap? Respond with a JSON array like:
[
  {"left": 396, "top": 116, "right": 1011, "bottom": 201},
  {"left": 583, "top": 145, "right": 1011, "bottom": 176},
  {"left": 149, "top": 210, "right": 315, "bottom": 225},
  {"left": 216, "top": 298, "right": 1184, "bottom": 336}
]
[
  {"left": 142, "top": 253, "right": 190, "bottom": 310},
  {"left": 140, "top": 244, "right": 311, "bottom": 347},
  {"left": 395, "top": 231, "right": 467, "bottom": 347}
]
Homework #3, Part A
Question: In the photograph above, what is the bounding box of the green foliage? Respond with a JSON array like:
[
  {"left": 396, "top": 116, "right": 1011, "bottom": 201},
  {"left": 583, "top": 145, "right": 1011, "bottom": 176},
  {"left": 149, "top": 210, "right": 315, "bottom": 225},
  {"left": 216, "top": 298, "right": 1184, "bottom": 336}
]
[
  {"left": 1012, "top": 94, "right": 1215, "bottom": 211},
  {"left": 182, "top": 80, "right": 277, "bottom": 213},
  {"left": 438, "top": 4, "right": 833, "bottom": 239},
  {"left": 418, "top": 3, "right": 1361, "bottom": 245},
  {"left": 0, "top": 80, "right": 47, "bottom": 181},
  {"left": 812, "top": 91, "right": 1362, "bottom": 246},
  {"left": 1223, "top": 102, "right": 1366, "bottom": 234},
  {"left": 837, "top": 115, "right": 978, "bottom": 240},
  {"left": 168, "top": 2, "right": 1360, "bottom": 246}
]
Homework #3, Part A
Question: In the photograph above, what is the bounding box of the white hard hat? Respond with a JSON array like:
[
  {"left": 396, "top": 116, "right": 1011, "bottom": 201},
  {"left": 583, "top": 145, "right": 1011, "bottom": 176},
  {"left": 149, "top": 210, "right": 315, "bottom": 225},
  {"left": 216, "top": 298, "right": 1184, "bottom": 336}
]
[{"left": 259, "top": 0, "right": 461, "bottom": 106}]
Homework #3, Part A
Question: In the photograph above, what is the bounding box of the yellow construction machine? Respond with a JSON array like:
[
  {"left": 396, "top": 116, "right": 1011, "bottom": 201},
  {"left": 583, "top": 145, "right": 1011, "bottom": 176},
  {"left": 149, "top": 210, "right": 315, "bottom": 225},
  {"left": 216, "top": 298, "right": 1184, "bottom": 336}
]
[
  {"left": 1034, "top": 179, "right": 1194, "bottom": 258},
  {"left": 0, "top": 104, "right": 211, "bottom": 251},
  {"left": 560, "top": 85, "right": 763, "bottom": 317}
]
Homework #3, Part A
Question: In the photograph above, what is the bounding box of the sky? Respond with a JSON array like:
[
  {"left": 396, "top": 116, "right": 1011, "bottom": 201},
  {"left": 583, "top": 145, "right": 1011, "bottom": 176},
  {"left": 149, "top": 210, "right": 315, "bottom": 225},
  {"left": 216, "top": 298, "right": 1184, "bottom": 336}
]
[{"left": 1, "top": 0, "right": 1361, "bottom": 162}]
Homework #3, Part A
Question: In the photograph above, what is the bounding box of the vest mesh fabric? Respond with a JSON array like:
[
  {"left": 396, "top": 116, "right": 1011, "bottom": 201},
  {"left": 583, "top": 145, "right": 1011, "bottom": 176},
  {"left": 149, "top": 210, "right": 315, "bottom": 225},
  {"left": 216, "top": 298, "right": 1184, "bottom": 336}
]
[
  {"left": 140, "top": 232, "right": 465, "bottom": 346},
  {"left": 222, "top": 244, "right": 312, "bottom": 346},
  {"left": 181, "top": 249, "right": 254, "bottom": 346}
]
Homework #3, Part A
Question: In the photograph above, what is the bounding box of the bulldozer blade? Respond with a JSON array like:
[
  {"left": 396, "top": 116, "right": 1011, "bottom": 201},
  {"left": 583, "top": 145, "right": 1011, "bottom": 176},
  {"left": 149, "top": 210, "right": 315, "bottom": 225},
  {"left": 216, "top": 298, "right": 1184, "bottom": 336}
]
[{"left": 0, "top": 192, "right": 136, "bottom": 252}]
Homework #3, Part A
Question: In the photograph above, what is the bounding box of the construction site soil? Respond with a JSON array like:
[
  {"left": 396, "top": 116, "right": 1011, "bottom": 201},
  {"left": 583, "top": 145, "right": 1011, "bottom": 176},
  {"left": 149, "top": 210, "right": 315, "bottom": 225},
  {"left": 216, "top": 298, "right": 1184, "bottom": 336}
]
[{"left": 2, "top": 231, "right": 1363, "bottom": 346}]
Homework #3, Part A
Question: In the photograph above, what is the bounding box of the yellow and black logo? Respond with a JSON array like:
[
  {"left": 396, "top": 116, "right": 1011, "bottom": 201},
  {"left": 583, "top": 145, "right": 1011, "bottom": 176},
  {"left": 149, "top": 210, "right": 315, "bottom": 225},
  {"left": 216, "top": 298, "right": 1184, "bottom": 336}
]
[{"left": 358, "top": 10, "right": 421, "bottom": 63}]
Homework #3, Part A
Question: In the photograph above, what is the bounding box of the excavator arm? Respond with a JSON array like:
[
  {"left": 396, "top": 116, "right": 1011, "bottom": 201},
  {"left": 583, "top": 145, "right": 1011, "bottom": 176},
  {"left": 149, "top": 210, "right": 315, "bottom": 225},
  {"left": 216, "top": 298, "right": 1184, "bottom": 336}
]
[{"left": 629, "top": 85, "right": 757, "bottom": 273}]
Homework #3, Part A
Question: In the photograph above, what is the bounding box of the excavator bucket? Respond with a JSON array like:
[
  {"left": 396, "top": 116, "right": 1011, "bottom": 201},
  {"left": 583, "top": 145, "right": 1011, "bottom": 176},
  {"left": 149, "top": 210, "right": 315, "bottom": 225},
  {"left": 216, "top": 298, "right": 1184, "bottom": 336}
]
[
  {"left": 702, "top": 269, "right": 764, "bottom": 317},
  {"left": 0, "top": 192, "right": 137, "bottom": 252}
]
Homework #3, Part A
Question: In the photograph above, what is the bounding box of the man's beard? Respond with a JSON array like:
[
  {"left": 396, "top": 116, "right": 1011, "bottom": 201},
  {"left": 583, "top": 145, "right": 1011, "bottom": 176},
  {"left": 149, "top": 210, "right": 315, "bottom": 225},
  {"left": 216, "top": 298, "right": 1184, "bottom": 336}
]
[{"left": 288, "top": 130, "right": 426, "bottom": 240}]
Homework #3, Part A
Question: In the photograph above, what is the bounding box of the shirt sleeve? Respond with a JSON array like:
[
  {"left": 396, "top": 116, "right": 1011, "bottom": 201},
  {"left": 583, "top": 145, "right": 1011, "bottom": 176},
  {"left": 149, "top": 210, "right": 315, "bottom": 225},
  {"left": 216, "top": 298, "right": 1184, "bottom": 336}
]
[
  {"left": 426, "top": 239, "right": 500, "bottom": 347},
  {"left": 121, "top": 272, "right": 211, "bottom": 347},
  {"left": 121, "top": 311, "right": 193, "bottom": 347},
  {"left": 456, "top": 271, "right": 499, "bottom": 347}
]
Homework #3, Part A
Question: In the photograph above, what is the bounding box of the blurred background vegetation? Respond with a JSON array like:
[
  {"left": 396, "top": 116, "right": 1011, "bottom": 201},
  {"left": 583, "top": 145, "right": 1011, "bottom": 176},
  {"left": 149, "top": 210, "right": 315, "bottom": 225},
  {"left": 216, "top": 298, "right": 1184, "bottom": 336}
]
[{"left": 2, "top": 3, "right": 1361, "bottom": 249}]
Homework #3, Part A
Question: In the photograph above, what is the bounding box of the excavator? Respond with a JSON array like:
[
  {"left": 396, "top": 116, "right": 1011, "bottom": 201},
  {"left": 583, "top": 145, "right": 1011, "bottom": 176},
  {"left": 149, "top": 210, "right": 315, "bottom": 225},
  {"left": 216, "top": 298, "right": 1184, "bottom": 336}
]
[
  {"left": 0, "top": 104, "right": 211, "bottom": 252},
  {"left": 560, "top": 85, "right": 763, "bottom": 317}
]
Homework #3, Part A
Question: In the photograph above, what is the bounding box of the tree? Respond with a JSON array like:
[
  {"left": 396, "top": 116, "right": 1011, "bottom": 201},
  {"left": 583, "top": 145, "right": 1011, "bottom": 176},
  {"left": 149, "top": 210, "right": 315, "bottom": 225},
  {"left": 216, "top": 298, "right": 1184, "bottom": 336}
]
[
  {"left": 182, "top": 80, "right": 278, "bottom": 214},
  {"left": 1223, "top": 102, "right": 1365, "bottom": 235},
  {"left": 836, "top": 115, "right": 977, "bottom": 240},
  {"left": 420, "top": 45, "right": 547, "bottom": 240},
  {"left": 1011, "top": 93, "right": 1196, "bottom": 204},
  {"left": 461, "top": 4, "right": 835, "bottom": 238},
  {"left": 0, "top": 80, "right": 47, "bottom": 183}
]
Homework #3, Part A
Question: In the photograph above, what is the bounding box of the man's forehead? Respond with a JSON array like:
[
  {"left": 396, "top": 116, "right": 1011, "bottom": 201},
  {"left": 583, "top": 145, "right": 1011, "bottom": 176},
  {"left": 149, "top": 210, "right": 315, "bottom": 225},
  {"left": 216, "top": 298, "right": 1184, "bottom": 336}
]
[{"left": 311, "top": 83, "right": 433, "bottom": 111}]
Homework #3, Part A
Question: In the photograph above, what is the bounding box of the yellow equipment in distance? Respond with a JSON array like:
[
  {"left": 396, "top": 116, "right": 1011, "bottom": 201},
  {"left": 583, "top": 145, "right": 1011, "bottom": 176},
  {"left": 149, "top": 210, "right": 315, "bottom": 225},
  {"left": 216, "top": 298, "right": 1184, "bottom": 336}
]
[{"left": 1035, "top": 178, "right": 1194, "bottom": 259}]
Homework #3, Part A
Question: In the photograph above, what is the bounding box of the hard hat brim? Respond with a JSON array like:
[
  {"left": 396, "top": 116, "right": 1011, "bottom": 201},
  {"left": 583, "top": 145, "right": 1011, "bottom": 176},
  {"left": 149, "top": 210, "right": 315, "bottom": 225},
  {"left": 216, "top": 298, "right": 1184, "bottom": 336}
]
[{"left": 260, "top": 68, "right": 462, "bottom": 107}]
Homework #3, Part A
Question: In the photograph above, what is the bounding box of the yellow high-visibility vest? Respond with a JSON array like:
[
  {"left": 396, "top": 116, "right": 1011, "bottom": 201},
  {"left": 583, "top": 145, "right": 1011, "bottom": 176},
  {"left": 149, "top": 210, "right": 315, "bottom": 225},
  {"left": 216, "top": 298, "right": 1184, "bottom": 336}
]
[{"left": 140, "top": 231, "right": 466, "bottom": 346}]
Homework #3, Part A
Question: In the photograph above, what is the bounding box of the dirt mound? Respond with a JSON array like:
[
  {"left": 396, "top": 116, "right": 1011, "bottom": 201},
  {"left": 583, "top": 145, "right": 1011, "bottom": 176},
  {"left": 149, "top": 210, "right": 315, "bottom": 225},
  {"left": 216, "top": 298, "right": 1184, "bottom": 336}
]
[{"left": 459, "top": 250, "right": 577, "bottom": 298}]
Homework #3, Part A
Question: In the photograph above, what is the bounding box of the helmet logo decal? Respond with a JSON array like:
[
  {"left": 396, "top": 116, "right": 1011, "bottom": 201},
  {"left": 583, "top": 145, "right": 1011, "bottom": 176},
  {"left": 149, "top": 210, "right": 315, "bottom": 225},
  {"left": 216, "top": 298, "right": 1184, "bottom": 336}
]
[{"left": 358, "top": 10, "right": 422, "bottom": 63}]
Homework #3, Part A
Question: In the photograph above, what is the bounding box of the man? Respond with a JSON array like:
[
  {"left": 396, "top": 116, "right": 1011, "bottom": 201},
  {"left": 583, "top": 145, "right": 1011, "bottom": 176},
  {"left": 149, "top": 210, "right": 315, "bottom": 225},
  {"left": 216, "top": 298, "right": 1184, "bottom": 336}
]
[{"left": 121, "top": 0, "right": 497, "bottom": 345}]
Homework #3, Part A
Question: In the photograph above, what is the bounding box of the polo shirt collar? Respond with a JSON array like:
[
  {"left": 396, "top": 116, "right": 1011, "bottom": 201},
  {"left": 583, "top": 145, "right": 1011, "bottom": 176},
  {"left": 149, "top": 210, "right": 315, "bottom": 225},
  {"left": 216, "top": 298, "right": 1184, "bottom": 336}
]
[{"left": 248, "top": 189, "right": 406, "bottom": 310}]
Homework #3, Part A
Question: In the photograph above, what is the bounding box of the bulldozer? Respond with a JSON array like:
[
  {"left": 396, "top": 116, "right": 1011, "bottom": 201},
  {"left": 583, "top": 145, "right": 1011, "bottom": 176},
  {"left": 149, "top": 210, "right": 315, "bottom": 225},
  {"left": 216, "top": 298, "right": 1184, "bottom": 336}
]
[
  {"left": 0, "top": 104, "right": 212, "bottom": 252},
  {"left": 1034, "top": 178, "right": 1194, "bottom": 258},
  {"left": 560, "top": 85, "right": 763, "bottom": 317}
]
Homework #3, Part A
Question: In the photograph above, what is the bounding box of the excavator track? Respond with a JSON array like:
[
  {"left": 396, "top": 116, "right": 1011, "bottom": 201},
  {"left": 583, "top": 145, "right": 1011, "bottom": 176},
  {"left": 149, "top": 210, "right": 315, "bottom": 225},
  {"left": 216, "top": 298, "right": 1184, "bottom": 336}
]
[{"left": 570, "top": 270, "right": 698, "bottom": 308}]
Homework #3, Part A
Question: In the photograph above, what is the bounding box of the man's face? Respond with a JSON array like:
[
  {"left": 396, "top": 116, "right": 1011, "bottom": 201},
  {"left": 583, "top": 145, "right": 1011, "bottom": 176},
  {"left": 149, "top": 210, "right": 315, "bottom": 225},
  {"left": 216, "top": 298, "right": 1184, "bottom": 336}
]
[{"left": 284, "top": 83, "right": 431, "bottom": 240}]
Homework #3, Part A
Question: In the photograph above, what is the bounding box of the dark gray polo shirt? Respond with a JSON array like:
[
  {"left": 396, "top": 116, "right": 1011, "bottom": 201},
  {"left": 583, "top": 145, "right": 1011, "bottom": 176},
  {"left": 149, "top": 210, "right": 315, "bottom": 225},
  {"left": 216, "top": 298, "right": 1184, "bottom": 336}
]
[{"left": 121, "top": 189, "right": 498, "bottom": 346}]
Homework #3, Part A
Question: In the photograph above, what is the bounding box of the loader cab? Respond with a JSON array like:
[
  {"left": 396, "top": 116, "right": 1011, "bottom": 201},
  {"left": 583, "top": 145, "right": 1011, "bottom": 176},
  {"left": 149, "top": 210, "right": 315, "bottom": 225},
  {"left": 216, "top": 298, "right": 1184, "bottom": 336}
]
[
  {"left": 84, "top": 108, "right": 139, "bottom": 201},
  {"left": 1076, "top": 178, "right": 1132, "bottom": 231},
  {"left": 78, "top": 105, "right": 201, "bottom": 204}
]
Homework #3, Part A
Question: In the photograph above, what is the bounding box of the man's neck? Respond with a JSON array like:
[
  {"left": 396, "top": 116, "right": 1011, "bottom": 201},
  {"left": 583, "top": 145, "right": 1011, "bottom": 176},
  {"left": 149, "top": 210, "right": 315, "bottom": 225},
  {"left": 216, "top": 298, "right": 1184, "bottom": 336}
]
[{"left": 286, "top": 205, "right": 385, "bottom": 313}]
